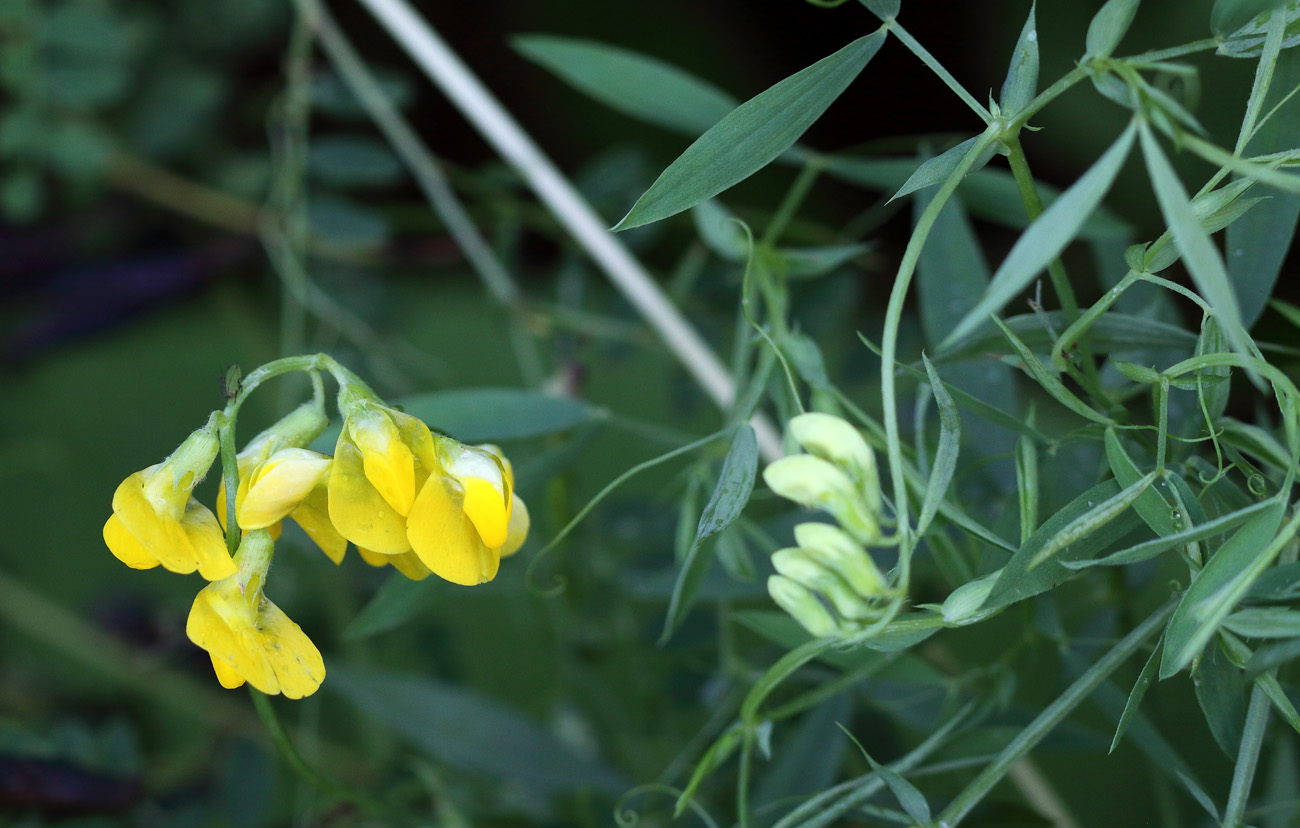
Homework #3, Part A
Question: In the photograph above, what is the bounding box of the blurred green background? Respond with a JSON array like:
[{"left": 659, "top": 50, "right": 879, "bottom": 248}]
[{"left": 1, "top": 0, "right": 1297, "bottom": 826}]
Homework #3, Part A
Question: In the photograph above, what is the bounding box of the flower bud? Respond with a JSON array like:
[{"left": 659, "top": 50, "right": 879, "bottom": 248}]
[
  {"left": 237, "top": 448, "right": 333, "bottom": 530},
  {"left": 941, "top": 570, "right": 1001, "bottom": 625},
  {"left": 143, "top": 413, "right": 221, "bottom": 510},
  {"left": 789, "top": 412, "right": 880, "bottom": 513},
  {"left": 763, "top": 455, "right": 880, "bottom": 543},
  {"left": 772, "top": 547, "right": 868, "bottom": 621},
  {"left": 793, "top": 522, "right": 886, "bottom": 598},
  {"left": 767, "top": 575, "right": 843, "bottom": 638}
]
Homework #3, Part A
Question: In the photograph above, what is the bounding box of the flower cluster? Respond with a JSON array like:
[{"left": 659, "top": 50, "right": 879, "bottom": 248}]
[
  {"left": 103, "top": 365, "right": 529, "bottom": 698},
  {"left": 762, "top": 412, "right": 895, "bottom": 638}
]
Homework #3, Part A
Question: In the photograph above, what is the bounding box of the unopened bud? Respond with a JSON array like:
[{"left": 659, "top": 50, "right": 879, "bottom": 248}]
[
  {"left": 240, "top": 401, "right": 330, "bottom": 464},
  {"left": 793, "top": 522, "right": 886, "bottom": 597},
  {"left": 767, "top": 575, "right": 842, "bottom": 638},
  {"left": 764, "top": 455, "right": 879, "bottom": 543},
  {"left": 941, "top": 570, "right": 1001, "bottom": 625},
  {"left": 772, "top": 547, "right": 868, "bottom": 621},
  {"left": 789, "top": 412, "right": 880, "bottom": 513},
  {"left": 145, "top": 412, "right": 220, "bottom": 507}
]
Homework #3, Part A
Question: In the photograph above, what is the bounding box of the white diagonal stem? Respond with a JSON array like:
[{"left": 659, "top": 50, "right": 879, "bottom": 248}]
[{"left": 354, "top": 0, "right": 783, "bottom": 461}]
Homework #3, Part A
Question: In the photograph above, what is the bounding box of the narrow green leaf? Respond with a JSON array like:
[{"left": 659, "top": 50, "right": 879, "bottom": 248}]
[
  {"left": 859, "top": 0, "right": 901, "bottom": 18},
  {"left": 662, "top": 426, "right": 758, "bottom": 641},
  {"left": 513, "top": 35, "right": 736, "bottom": 136},
  {"left": 1062, "top": 499, "right": 1275, "bottom": 569},
  {"left": 1141, "top": 123, "right": 1254, "bottom": 363},
  {"left": 1028, "top": 472, "right": 1155, "bottom": 570},
  {"left": 942, "top": 123, "right": 1137, "bottom": 348},
  {"left": 1000, "top": 2, "right": 1039, "bottom": 115},
  {"left": 1194, "top": 639, "right": 1249, "bottom": 755},
  {"left": 1217, "top": 0, "right": 1300, "bottom": 57},
  {"left": 614, "top": 32, "right": 886, "bottom": 230},
  {"left": 939, "top": 310, "right": 1197, "bottom": 364},
  {"left": 1110, "top": 638, "right": 1163, "bottom": 753},
  {"left": 985, "top": 480, "right": 1146, "bottom": 612},
  {"left": 343, "top": 573, "right": 438, "bottom": 640},
  {"left": 1196, "top": 315, "right": 1233, "bottom": 422},
  {"left": 1017, "top": 426, "right": 1039, "bottom": 544},
  {"left": 391, "top": 388, "right": 594, "bottom": 442},
  {"left": 309, "top": 135, "right": 403, "bottom": 188},
  {"left": 1160, "top": 500, "right": 1290, "bottom": 678},
  {"left": 918, "top": 354, "right": 960, "bottom": 537},
  {"left": 330, "top": 666, "right": 627, "bottom": 793},
  {"left": 1104, "top": 428, "right": 1179, "bottom": 537},
  {"left": 1224, "top": 607, "right": 1300, "bottom": 637},
  {"left": 1086, "top": 0, "right": 1141, "bottom": 58},
  {"left": 772, "top": 243, "right": 872, "bottom": 277},
  {"left": 1230, "top": 44, "right": 1300, "bottom": 326},
  {"left": 1246, "top": 637, "right": 1300, "bottom": 675},
  {"left": 992, "top": 316, "right": 1113, "bottom": 425},
  {"left": 889, "top": 137, "right": 993, "bottom": 203},
  {"left": 1212, "top": 0, "right": 1291, "bottom": 35}
]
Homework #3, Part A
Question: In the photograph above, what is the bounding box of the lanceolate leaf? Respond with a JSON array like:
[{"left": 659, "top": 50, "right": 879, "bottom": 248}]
[
  {"left": 1086, "top": 0, "right": 1141, "bottom": 58},
  {"left": 1161, "top": 500, "right": 1291, "bottom": 678},
  {"left": 890, "top": 137, "right": 996, "bottom": 202},
  {"left": 1140, "top": 122, "right": 1254, "bottom": 364},
  {"left": 661, "top": 426, "right": 758, "bottom": 641},
  {"left": 1001, "top": 2, "right": 1040, "bottom": 115},
  {"left": 942, "top": 122, "right": 1138, "bottom": 348},
  {"left": 919, "top": 354, "right": 961, "bottom": 537},
  {"left": 1212, "top": 0, "right": 1292, "bottom": 35},
  {"left": 513, "top": 35, "right": 737, "bottom": 137},
  {"left": 614, "top": 31, "right": 886, "bottom": 230},
  {"left": 1104, "top": 428, "right": 1179, "bottom": 537}
]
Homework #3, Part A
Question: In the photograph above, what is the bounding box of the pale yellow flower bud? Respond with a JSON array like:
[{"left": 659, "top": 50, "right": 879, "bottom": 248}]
[
  {"left": 771, "top": 547, "right": 868, "bottom": 621},
  {"left": 767, "top": 575, "right": 843, "bottom": 638},
  {"left": 763, "top": 455, "right": 880, "bottom": 543},
  {"left": 789, "top": 412, "right": 880, "bottom": 513},
  {"left": 793, "top": 522, "right": 886, "bottom": 598}
]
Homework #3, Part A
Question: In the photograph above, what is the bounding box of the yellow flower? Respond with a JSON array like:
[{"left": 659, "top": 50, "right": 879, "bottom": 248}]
[
  {"left": 103, "top": 415, "right": 235, "bottom": 581},
  {"left": 186, "top": 529, "right": 325, "bottom": 698},
  {"left": 328, "top": 393, "right": 529, "bottom": 585},
  {"left": 219, "top": 447, "right": 346, "bottom": 564}
]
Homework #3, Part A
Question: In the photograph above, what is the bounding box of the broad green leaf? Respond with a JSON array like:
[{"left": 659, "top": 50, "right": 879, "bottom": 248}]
[
  {"left": 329, "top": 666, "right": 627, "bottom": 794},
  {"left": 1224, "top": 606, "right": 1300, "bottom": 637},
  {"left": 662, "top": 426, "right": 758, "bottom": 641},
  {"left": 1063, "top": 499, "right": 1275, "bottom": 570},
  {"left": 614, "top": 32, "right": 886, "bottom": 230},
  {"left": 1000, "top": 2, "right": 1039, "bottom": 115},
  {"left": 1110, "top": 638, "right": 1163, "bottom": 753},
  {"left": 984, "top": 481, "right": 1146, "bottom": 612},
  {"left": 1140, "top": 123, "right": 1253, "bottom": 362},
  {"left": 918, "top": 354, "right": 960, "bottom": 537},
  {"left": 1086, "top": 0, "right": 1141, "bottom": 58},
  {"left": 1229, "top": 44, "right": 1300, "bottom": 326},
  {"left": 1160, "top": 500, "right": 1290, "bottom": 678},
  {"left": 992, "top": 316, "right": 1113, "bottom": 426},
  {"left": 1194, "top": 639, "right": 1248, "bottom": 756},
  {"left": 396, "top": 388, "right": 595, "bottom": 443},
  {"left": 942, "top": 123, "right": 1137, "bottom": 348},
  {"left": 1104, "top": 429, "right": 1179, "bottom": 537},
  {"left": 343, "top": 572, "right": 438, "bottom": 640},
  {"left": 889, "top": 137, "right": 995, "bottom": 202},
  {"left": 1213, "top": 0, "right": 1293, "bottom": 36},
  {"left": 513, "top": 35, "right": 736, "bottom": 136}
]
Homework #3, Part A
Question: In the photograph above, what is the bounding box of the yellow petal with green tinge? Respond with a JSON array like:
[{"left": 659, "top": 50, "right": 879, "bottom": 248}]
[
  {"left": 238, "top": 449, "right": 332, "bottom": 530},
  {"left": 291, "top": 480, "right": 347, "bottom": 564},
  {"left": 502, "top": 494, "right": 530, "bottom": 558},
  {"left": 462, "top": 477, "right": 510, "bottom": 549}
]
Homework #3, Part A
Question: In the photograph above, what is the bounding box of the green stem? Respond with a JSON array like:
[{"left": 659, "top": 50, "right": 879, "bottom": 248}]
[
  {"left": 761, "top": 159, "right": 824, "bottom": 247},
  {"left": 218, "top": 412, "right": 242, "bottom": 555},
  {"left": 1224, "top": 683, "right": 1272, "bottom": 827},
  {"left": 888, "top": 21, "right": 990, "bottom": 122},
  {"left": 250, "top": 689, "right": 412, "bottom": 824},
  {"left": 1009, "top": 66, "right": 1088, "bottom": 131},
  {"left": 880, "top": 127, "right": 999, "bottom": 561}
]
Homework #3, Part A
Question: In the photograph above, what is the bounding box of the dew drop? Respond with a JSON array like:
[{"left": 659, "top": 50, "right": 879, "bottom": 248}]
[
  {"left": 1170, "top": 509, "right": 1182, "bottom": 523},
  {"left": 1027, "top": 30, "right": 1037, "bottom": 43},
  {"left": 1088, "top": 501, "right": 1094, "bottom": 507}
]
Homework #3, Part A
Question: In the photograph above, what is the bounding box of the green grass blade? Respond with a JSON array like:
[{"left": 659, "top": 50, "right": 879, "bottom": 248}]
[
  {"left": 942, "top": 122, "right": 1137, "bottom": 348},
  {"left": 614, "top": 31, "right": 886, "bottom": 230}
]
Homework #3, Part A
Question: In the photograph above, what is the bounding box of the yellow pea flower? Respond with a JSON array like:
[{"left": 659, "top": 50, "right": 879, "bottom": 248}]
[
  {"left": 186, "top": 529, "right": 325, "bottom": 699},
  {"left": 103, "top": 414, "right": 235, "bottom": 581},
  {"left": 217, "top": 403, "right": 346, "bottom": 564}
]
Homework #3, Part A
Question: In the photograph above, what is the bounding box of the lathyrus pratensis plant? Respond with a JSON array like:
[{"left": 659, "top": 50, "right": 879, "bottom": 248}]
[
  {"left": 514, "top": 0, "right": 1300, "bottom": 823},
  {"left": 103, "top": 355, "right": 527, "bottom": 699}
]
